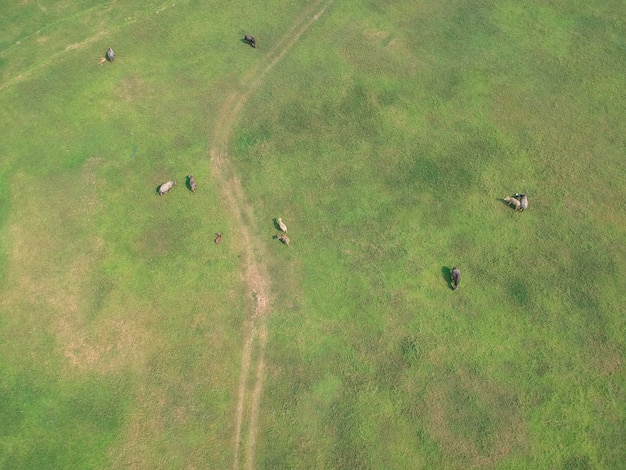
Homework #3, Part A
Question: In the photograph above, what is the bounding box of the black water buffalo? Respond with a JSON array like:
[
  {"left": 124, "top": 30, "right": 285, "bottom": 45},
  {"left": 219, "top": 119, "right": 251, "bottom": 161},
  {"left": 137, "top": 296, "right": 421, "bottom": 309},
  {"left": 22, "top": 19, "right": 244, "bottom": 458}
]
[
  {"left": 106, "top": 47, "right": 115, "bottom": 62},
  {"left": 516, "top": 193, "right": 529, "bottom": 211},
  {"left": 244, "top": 34, "right": 257, "bottom": 48},
  {"left": 451, "top": 267, "right": 461, "bottom": 290}
]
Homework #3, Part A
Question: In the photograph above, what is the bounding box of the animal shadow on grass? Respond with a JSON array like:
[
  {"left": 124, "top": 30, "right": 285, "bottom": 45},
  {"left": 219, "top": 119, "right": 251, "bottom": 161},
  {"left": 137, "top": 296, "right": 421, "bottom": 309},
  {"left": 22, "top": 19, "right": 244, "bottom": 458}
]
[
  {"left": 186, "top": 175, "right": 195, "bottom": 192},
  {"left": 272, "top": 218, "right": 283, "bottom": 231},
  {"left": 154, "top": 185, "right": 162, "bottom": 195},
  {"left": 442, "top": 266, "right": 453, "bottom": 290}
]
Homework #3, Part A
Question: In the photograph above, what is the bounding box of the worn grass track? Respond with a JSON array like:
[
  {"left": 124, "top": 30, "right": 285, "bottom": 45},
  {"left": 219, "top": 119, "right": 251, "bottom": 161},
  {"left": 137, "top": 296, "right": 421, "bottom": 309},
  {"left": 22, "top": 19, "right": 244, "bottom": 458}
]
[
  {"left": 1, "top": 0, "right": 624, "bottom": 468},
  {"left": 208, "top": 1, "right": 335, "bottom": 468}
]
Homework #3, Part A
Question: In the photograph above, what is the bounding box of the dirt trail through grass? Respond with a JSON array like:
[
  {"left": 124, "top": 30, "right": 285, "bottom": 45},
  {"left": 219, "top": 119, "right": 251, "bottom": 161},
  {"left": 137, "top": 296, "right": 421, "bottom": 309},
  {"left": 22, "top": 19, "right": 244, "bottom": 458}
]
[{"left": 208, "top": 1, "right": 334, "bottom": 468}]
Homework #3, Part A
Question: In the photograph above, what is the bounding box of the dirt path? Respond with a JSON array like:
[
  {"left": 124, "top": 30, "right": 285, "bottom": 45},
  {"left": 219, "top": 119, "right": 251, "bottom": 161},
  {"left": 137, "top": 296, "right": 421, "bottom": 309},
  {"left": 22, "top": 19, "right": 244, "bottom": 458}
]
[{"left": 208, "top": 2, "right": 334, "bottom": 469}]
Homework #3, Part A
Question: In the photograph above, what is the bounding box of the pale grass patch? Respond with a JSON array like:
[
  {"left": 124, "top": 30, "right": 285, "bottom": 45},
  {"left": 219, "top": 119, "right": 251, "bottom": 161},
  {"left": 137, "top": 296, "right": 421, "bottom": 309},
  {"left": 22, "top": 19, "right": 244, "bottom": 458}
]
[
  {"left": 107, "top": 386, "right": 171, "bottom": 469},
  {"left": 426, "top": 367, "right": 527, "bottom": 468},
  {"left": 363, "top": 29, "right": 390, "bottom": 42},
  {"left": 56, "top": 307, "right": 151, "bottom": 374},
  {"left": 79, "top": 157, "right": 105, "bottom": 214},
  {"left": 385, "top": 38, "right": 399, "bottom": 49},
  {"left": 8, "top": 225, "right": 148, "bottom": 374},
  {"left": 64, "top": 30, "right": 108, "bottom": 52},
  {"left": 490, "top": 85, "right": 528, "bottom": 134},
  {"left": 4, "top": 166, "right": 150, "bottom": 375},
  {"left": 590, "top": 341, "right": 623, "bottom": 377},
  {"left": 114, "top": 75, "right": 148, "bottom": 102}
]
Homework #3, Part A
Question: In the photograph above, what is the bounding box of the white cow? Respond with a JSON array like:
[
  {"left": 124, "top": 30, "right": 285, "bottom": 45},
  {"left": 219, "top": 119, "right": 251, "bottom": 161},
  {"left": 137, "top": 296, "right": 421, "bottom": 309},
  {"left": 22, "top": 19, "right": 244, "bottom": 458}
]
[
  {"left": 504, "top": 196, "right": 521, "bottom": 211},
  {"left": 158, "top": 181, "right": 176, "bottom": 195}
]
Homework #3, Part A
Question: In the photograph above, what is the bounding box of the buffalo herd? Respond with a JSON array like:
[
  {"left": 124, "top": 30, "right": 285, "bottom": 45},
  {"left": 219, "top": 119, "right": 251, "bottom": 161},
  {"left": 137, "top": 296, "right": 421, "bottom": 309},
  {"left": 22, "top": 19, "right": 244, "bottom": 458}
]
[
  {"left": 154, "top": 172, "right": 530, "bottom": 285},
  {"left": 504, "top": 193, "right": 529, "bottom": 211},
  {"left": 141, "top": 32, "right": 532, "bottom": 289},
  {"left": 275, "top": 218, "right": 289, "bottom": 246},
  {"left": 446, "top": 193, "right": 529, "bottom": 290},
  {"left": 103, "top": 30, "right": 254, "bottom": 65},
  {"left": 516, "top": 193, "right": 529, "bottom": 210}
]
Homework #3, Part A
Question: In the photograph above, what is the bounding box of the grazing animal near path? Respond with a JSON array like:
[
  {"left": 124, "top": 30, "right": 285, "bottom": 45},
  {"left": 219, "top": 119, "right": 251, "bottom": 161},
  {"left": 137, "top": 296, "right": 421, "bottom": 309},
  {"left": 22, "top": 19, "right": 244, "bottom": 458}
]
[
  {"left": 278, "top": 235, "right": 290, "bottom": 247},
  {"left": 215, "top": 232, "right": 222, "bottom": 244},
  {"left": 244, "top": 34, "right": 257, "bottom": 48},
  {"left": 106, "top": 47, "right": 115, "bottom": 62},
  {"left": 504, "top": 196, "right": 522, "bottom": 211},
  {"left": 515, "top": 193, "right": 528, "bottom": 211},
  {"left": 158, "top": 180, "right": 176, "bottom": 195},
  {"left": 451, "top": 267, "right": 461, "bottom": 290},
  {"left": 277, "top": 217, "right": 287, "bottom": 233},
  {"left": 188, "top": 175, "right": 197, "bottom": 193}
]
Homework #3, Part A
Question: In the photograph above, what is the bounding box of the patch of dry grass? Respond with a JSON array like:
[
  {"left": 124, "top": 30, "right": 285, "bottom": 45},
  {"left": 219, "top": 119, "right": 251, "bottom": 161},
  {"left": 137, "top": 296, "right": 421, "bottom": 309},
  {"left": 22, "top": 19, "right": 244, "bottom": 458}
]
[{"left": 425, "top": 368, "right": 527, "bottom": 468}]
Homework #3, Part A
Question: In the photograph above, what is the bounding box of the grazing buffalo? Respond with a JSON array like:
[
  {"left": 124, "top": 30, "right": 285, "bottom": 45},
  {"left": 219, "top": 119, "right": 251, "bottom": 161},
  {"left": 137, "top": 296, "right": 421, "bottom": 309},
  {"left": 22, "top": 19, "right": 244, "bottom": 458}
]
[
  {"left": 451, "top": 267, "right": 461, "bottom": 290},
  {"left": 158, "top": 180, "right": 176, "bottom": 195},
  {"left": 106, "top": 47, "right": 115, "bottom": 62},
  {"left": 244, "top": 34, "right": 257, "bottom": 48},
  {"left": 215, "top": 232, "right": 222, "bottom": 244},
  {"left": 188, "top": 174, "right": 197, "bottom": 193},
  {"left": 516, "top": 193, "right": 528, "bottom": 211},
  {"left": 277, "top": 217, "right": 287, "bottom": 233},
  {"left": 278, "top": 235, "right": 290, "bottom": 247},
  {"left": 504, "top": 196, "right": 522, "bottom": 211}
]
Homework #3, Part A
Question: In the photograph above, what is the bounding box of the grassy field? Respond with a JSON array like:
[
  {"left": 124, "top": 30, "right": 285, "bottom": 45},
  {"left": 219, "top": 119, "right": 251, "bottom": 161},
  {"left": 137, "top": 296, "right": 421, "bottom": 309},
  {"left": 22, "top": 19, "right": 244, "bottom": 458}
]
[{"left": 1, "top": 0, "right": 625, "bottom": 468}]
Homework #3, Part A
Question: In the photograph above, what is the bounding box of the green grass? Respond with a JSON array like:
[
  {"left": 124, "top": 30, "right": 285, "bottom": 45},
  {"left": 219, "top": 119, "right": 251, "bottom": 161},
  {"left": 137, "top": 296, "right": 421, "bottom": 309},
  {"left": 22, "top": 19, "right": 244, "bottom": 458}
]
[{"left": 1, "top": 0, "right": 625, "bottom": 468}]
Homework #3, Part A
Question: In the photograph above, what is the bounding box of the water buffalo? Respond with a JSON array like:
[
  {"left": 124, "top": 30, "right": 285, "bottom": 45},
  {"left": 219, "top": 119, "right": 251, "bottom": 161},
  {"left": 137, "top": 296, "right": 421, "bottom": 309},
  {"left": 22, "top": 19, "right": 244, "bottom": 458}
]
[
  {"left": 188, "top": 175, "right": 197, "bottom": 193},
  {"left": 504, "top": 196, "right": 522, "bottom": 211},
  {"left": 277, "top": 217, "right": 287, "bottom": 233},
  {"left": 158, "top": 180, "right": 176, "bottom": 195},
  {"left": 215, "top": 232, "right": 222, "bottom": 244},
  {"left": 244, "top": 34, "right": 257, "bottom": 48},
  {"left": 451, "top": 267, "right": 461, "bottom": 290},
  {"left": 106, "top": 47, "right": 115, "bottom": 62},
  {"left": 515, "top": 193, "right": 528, "bottom": 211},
  {"left": 278, "top": 235, "right": 290, "bottom": 247}
]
